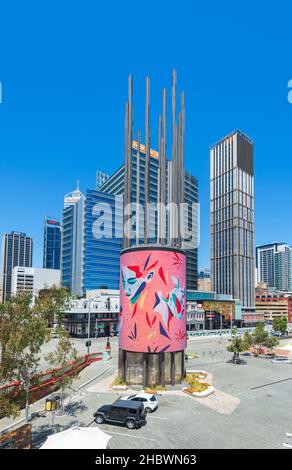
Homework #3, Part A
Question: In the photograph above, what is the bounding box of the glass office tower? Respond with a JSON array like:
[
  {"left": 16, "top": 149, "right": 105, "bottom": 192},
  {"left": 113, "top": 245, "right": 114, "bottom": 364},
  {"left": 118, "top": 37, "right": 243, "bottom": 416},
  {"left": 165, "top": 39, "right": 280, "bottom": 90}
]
[
  {"left": 1, "top": 231, "right": 33, "bottom": 302},
  {"left": 84, "top": 189, "right": 122, "bottom": 290},
  {"left": 100, "top": 141, "right": 199, "bottom": 290},
  {"left": 43, "top": 217, "right": 61, "bottom": 270},
  {"left": 210, "top": 130, "right": 255, "bottom": 309},
  {"left": 61, "top": 188, "right": 85, "bottom": 297}
]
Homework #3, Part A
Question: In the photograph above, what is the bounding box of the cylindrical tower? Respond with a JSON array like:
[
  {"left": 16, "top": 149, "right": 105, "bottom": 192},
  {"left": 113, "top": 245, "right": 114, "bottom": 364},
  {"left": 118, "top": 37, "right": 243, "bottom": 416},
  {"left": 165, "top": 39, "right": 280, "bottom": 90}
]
[{"left": 119, "top": 245, "right": 186, "bottom": 387}]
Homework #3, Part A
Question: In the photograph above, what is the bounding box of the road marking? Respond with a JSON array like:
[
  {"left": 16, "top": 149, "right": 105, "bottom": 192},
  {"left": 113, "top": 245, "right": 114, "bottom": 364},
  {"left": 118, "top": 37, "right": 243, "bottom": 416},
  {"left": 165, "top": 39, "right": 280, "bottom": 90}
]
[
  {"left": 283, "top": 443, "right": 292, "bottom": 448},
  {"left": 146, "top": 415, "right": 167, "bottom": 420},
  {"left": 106, "top": 431, "right": 156, "bottom": 442},
  {"left": 76, "top": 366, "right": 111, "bottom": 390},
  {"left": 250, "top": 376, "right": 292, "bottom": 390}
]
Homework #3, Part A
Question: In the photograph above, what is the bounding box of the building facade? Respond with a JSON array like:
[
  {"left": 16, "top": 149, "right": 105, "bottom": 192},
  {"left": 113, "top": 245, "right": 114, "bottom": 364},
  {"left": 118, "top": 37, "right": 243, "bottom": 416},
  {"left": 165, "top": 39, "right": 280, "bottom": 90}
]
[
  {"left": 100, "top": 140, "right": 199, "bottom": 290},
  {"left": 43, "top": 217, "right": 61, "bottom": 270},
  {"left": 1, "top": 231, "right": 33, "bottom": 302},
  {"left": 255, "top": 294, "right": 292, "bottom": 324},
  {"left": 11, "top": 267, "right": 60, "bottom": 298},
  {"left": 256, "top": 243, "right": 292, "bottom": 292},
  {"left": 61, "top": 187, "right": 85, "bottom": 297},
  {"left": 210, "top": 130, "right": 255, "bottom": 309},
  {"left": 197, "top": 268, "right": 211, "bottom": 291},
  {"left": 65, "top": 290, "right": 120, "bottom": 338},
  {"left": 186, "top": 290, "right": 242, "bottom": 330}
]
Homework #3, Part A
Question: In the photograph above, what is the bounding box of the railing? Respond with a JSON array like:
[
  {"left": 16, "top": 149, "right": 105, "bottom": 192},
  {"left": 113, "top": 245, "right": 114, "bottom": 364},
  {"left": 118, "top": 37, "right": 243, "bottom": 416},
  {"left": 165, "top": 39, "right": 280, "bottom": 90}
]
[
  {"left": 187, "top": 327, "right": 256, "bottom": 337},
  {"left": 0, "top": 352, "right": 107, "bottom": 403}
]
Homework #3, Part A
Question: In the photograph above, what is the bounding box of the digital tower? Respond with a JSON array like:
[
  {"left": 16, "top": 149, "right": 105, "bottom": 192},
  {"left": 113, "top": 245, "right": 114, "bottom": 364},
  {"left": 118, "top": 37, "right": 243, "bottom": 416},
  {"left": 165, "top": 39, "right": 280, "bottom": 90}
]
[{"left": 119, "top": 71, "right": 187, "bottom": 387}]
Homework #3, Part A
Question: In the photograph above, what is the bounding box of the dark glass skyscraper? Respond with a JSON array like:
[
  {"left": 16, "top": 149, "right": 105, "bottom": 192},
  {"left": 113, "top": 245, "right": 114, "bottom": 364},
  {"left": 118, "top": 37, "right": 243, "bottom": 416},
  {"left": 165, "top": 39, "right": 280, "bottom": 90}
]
[
  {"left": 210, "top": 130, "right": 254, "bottom": 308},
  {"left": 1, "top": 231, "right": 33, "bottom": 302},
  {"left": 43, "top": 217, "right": 61, "bottom": 270}
]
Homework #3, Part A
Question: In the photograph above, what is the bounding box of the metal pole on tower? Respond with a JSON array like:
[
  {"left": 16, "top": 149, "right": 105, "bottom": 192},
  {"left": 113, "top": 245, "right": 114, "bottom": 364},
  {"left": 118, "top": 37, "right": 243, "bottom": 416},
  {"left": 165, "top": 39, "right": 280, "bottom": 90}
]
[
  {"left": 136, "top": 131, "right": 141, "bottom": 244},
  {"left": 144, "top": 76, "right": 150, "bottom": 245}
]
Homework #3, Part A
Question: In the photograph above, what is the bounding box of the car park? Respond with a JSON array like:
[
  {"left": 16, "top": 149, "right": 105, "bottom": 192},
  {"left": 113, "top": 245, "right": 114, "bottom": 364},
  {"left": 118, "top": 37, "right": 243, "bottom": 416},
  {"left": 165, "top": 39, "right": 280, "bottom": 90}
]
[
  {"left": 123, "top": 392, "right": 158, "bottom": 413},
  {"left": 93, "top": 399, "right": 146, "bottom": 429}
]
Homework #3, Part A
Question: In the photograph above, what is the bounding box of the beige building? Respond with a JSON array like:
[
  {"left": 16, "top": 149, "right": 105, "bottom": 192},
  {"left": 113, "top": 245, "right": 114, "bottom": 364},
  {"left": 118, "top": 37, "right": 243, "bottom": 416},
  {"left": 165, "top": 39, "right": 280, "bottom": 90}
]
[
  {"left": 255, "top": 295, "right": 291, "bottom": 323},
  {"left": 197, "top": 277, "right": 212, "bottom": 292}
]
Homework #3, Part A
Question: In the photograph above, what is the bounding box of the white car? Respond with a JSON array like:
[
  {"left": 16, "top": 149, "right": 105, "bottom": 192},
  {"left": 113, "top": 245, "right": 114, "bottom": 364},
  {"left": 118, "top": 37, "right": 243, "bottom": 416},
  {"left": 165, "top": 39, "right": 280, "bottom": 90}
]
[{"left": 123, "top": 392, "right": 158, "bottom": 413}]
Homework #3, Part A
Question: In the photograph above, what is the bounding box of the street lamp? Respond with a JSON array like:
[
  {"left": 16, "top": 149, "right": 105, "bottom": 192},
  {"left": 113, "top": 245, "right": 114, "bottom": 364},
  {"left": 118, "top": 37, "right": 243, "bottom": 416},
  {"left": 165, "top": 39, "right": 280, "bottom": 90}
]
[
  {"left": 230, "top": 303, "right": 233, "bottom": 338},
  {"left": 86, "top": 298, "right": 91, "bottom": 355}
]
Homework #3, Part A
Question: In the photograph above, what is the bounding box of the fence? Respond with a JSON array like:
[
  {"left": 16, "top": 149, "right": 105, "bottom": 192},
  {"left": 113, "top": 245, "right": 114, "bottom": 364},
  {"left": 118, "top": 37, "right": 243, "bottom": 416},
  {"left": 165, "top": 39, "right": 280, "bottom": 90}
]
[
  {"left": 0, "top": 352, "right": 105, "bottom": 406},
  {"left": 187, "top": 327, "right": 255, "bottom": 338}
]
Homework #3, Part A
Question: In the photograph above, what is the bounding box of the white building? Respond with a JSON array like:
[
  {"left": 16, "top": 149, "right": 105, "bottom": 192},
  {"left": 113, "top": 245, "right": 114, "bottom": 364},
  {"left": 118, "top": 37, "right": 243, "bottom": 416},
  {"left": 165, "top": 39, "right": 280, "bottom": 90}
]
[
  {"left": 256, "top": 243, "right": 292, "bottom": 292},
  {"left": 11, "top": 267, "right": 60, "bottom": 298},
  {"left": 65, "top": 289, "right": 120, "bottom": 337}
]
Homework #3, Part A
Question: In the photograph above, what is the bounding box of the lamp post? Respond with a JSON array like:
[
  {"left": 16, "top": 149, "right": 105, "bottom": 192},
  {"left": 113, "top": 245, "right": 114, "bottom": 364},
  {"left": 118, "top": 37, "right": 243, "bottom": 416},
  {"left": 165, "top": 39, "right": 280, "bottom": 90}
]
[
  {"left": 230, "top": 304, "right": 233, "bottom": 338},
  {"left": 220, "top": 305, "right": 223, "bottom": 339},
  {"left": 87, "top": 298, "right": 91, "bottom": 355}
]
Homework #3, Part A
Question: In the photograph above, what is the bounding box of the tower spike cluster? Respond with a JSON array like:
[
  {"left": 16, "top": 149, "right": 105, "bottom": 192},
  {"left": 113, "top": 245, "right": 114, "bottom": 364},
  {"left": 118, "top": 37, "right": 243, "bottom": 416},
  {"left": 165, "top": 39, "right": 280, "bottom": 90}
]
[{"left": 123, "top": 69, "right": 185, "bottom": 248}]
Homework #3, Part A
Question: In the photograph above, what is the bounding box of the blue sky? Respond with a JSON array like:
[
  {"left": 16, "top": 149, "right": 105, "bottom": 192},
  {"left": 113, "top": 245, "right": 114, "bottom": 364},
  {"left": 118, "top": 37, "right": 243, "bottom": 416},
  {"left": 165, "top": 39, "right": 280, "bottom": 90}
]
[{"left": 0, "top": 1, "right": 292, "bottom": 268}]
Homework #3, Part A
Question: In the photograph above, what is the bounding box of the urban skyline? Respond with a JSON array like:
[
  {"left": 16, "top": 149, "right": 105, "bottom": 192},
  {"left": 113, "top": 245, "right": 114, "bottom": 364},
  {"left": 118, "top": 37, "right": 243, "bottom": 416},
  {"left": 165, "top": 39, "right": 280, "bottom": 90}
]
[{"left": 1, "top": 4, "right": 292, "bottom": 271}]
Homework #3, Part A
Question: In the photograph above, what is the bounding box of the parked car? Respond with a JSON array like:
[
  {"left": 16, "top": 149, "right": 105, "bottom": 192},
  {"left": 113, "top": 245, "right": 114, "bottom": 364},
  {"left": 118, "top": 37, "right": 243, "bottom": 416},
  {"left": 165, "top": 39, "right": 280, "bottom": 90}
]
[
  {"left": 123, "top": 392, "right": 158, "bottom": 413},
  {"left": 270, "top": 357, "right": 292, "bottom": 364},
  {"left": 93, "top": 399, "right": 146, "bottom": 429}
]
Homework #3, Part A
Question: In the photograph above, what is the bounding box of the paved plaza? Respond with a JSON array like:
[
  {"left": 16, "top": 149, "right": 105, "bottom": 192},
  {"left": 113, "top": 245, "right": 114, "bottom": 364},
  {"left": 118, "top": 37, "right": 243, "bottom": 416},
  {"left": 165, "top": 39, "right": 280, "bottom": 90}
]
[{"left": 1, "top": 336, "right": 292, "bottom": 449}]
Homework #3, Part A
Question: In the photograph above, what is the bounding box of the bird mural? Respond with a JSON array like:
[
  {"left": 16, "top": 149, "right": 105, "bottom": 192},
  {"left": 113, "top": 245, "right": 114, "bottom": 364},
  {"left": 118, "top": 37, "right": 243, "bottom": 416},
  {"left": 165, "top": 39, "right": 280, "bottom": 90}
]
[{"left": 153, "top": 276, "right": 185, "bottom": 329}]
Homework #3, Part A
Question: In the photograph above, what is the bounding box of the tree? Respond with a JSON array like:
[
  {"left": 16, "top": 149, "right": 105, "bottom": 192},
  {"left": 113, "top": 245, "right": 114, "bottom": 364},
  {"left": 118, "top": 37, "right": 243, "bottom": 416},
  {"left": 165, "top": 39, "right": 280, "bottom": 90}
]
[
  {"left": 35, "top": 285, "right": 70, "bottom": 326},
  {"left": 0, "top": 286, "right": 73, "bottom": 420},
  {"left": 0, "top": 293, "right": 48, "bottom": 420},
  {"left": 227, "top": 336, "right": 247, "bottom": 363},
  {"left": 45, "top": 328, "right": 81, "bottom": 412},
  {"left": 243, "top": 323, "right": 279, "bottom": 355},
  {"left": 273, "top": 316, "right": 287, "bottom": 335}
]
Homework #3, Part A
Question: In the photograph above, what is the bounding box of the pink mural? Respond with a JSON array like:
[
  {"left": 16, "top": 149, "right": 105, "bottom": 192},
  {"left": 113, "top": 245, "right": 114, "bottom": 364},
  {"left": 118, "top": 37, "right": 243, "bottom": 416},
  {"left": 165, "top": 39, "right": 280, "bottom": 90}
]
[{"left": 119, "top": 248, "right": 187, "bottom": 353}]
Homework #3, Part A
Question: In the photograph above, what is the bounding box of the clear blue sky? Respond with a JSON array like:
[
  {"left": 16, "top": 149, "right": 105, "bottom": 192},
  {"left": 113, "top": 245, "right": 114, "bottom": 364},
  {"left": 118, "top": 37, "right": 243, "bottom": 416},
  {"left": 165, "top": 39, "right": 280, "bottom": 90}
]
[{"left": 1, "top": 1, "right": 292, "bottom": 269}]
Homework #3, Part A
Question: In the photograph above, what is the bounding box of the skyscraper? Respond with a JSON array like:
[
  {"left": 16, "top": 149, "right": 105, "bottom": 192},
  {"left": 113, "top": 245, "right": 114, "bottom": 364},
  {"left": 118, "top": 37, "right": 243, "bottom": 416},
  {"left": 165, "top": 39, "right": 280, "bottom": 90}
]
[
  {"left": 1, "top": 231, "right": 33, "bottom": 302},
  {"left": 256, "top": 242, "right": 292, "bottom": 291},
  {"left": 84, "top": 189, "right": 122, "bottom": 290},
  {"left": 61, "top": 187, "right": 85, "bottom": 297},
  {"left": 43, "top": 217, "right": 61, "bottom": 270},
  {"left": 210, "top": 130, "right": 255, "bottom": 309}
]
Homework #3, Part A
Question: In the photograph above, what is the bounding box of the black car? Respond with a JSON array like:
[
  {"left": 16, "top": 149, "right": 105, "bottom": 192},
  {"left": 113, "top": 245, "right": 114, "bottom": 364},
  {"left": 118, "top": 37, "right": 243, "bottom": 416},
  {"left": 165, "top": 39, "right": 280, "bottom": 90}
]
[{"left": 93, "top": 399, "right": 146, "bottom": 429}]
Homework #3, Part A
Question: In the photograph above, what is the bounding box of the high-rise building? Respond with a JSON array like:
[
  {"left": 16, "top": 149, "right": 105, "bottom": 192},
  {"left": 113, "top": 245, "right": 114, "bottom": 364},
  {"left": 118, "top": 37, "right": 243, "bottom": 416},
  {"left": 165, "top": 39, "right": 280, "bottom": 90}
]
[
  {"left": 197, "top": 268, "right": 211, "bottom": 291},
  {"left": 96, "top": 170, "right": 110, "bottom": 189},
  {"left": 84, "top": 189, "right": 122, "bottom": 291},
  {"left": 60, "top": 186, "right": 122, "bottom": 296},
  {"left": 43, "top": 217, "right": 61, "bottom": 270},
  {"left": 210, "top": 130, "right": 255, "bottom": 309},
  {"left": 61, "top": 187, "right": 85, "bottom": 297},
  {"left": 1, "top": 231, "right": 33, "bottom": 302},
  {"left": 256, "top": 242, "right": 292, "bottom": 291},
  {"left": 100, "top": 140, "right": 199, "bottom": 289}
]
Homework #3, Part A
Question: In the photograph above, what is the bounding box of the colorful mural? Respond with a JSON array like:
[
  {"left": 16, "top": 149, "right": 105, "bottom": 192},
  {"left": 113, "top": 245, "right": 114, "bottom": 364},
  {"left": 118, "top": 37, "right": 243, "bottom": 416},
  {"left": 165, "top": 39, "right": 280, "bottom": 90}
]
[{"left": 120, "top": 248, "right": 187, "bottom": 353}]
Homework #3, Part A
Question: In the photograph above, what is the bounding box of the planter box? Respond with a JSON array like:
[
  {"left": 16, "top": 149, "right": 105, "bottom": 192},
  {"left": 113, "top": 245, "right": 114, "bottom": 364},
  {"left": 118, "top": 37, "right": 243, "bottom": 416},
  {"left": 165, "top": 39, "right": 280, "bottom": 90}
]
[
  {"left": 112, "top": 385, "right": 128, "bottom": 391},
  {"left": 183, "top": 386, "right": 214, "bottom": 398}
]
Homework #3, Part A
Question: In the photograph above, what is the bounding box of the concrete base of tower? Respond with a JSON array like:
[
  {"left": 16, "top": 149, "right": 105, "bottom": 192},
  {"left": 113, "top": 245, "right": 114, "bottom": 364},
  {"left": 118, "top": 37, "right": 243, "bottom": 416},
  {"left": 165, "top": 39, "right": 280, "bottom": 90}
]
[{"left": 118, "top": 349, "right": 185, "bottom": 387}]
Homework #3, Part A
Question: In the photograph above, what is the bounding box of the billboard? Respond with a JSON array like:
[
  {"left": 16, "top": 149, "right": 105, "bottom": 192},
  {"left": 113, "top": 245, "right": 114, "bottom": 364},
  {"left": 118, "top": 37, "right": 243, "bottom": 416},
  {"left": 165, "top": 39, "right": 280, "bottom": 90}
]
[{"left": 119, "top": 248, "right": 186, "bottom": 353}]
